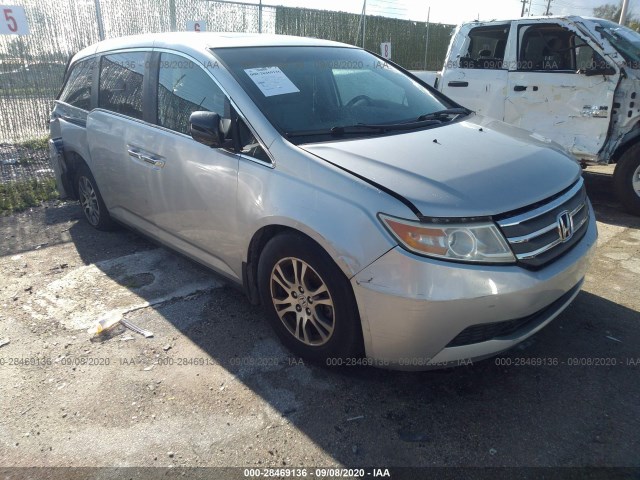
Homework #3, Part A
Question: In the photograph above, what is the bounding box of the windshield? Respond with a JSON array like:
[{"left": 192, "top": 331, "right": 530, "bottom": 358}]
[
  {"left": 594, "top": 19, "right": 640, "bottom": 66},
  {"left": 214, "top": 46, "right": 456, "bottom": 143}
]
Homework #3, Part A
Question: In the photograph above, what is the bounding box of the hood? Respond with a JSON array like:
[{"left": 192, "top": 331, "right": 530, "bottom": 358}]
[{"left": 300, "top": 114, "right": 582, "bottom": 218}]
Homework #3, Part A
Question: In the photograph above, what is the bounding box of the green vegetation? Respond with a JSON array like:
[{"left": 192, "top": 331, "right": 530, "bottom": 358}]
[
  {"left": 0, "top": 178, "right": 58, "bottom": 216},
  {"left": 594, "top": 2, "right": 640, "bottom": 31},
  {"left": 17, "top": 135, "right": 50, "bottom": 152}
]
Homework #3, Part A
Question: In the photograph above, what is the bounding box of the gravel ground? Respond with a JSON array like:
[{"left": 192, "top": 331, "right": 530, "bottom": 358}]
[
  {"left": 0, "top": 165, "right": 639, "bottom": 479},
  {"left": 0, "top": 142, "right": 52, "bottom": 184}
]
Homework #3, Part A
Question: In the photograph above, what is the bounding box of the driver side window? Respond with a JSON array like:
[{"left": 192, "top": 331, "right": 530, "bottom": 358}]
[
  {"left": 517, "top": 24, "right": 602, "bottom": 72},
  {"left": 157, "top": 53, "right": 269, "bottom": 162},
  {"left": 157, "top": 52, "right": 227, "bottom": 135}
]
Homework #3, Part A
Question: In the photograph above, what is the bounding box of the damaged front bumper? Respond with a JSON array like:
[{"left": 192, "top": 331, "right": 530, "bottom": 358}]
[{"left": 351, "top": 208, "right": 598, "bottom": 370}]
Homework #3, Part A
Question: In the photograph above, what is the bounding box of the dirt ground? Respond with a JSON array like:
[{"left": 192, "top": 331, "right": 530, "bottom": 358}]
[{"left": 0, "top": 165, "right": 639, "bottom": 478}]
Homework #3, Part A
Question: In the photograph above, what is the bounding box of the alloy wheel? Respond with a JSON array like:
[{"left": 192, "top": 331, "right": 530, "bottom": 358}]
[
  {"left": 269, "top": 257, "right": 335, "bottom": 346},
  {"left": 78, "top": 176, "right": 100, "bottom": 226}
]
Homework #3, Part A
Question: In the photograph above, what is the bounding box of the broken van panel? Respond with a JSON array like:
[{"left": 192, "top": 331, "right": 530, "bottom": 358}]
[{"left": 411, "top": 15, "right": 640, "bottom": 215}]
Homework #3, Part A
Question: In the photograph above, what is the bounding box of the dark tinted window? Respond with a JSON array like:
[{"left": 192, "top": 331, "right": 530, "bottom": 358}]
[
  {"left": 157, "top": 53, "right": 226, "bottom": 134},
  {"left": 99, "top": 52, "right": 145, "bottom": 119},
  {"left": 59, "top": 58, "right": 95, "bottom": 109}
]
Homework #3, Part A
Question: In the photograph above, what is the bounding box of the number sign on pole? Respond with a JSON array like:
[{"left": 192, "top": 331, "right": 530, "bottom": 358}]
[
  {"left": 380, "top": 42, "right": 391, "bottom": 60},
  {"left": 1, "top": 5, "right": 29, "bottom": 35},
  {"left": 186, "top": 20, "right": 207, "bottom": 32}
]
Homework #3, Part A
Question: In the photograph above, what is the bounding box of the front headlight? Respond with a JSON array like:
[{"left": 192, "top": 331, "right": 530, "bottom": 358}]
[{"left": 379, "top": 214, "right": 516, "bottom": 264}]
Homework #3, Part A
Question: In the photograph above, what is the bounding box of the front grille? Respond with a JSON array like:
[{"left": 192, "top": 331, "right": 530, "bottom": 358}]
[
  {"left": 497, "top": 178, "right": 589, "bottom": 269},
  {"left": 446, "top": 282, "right": 581, "bottom": 348}
]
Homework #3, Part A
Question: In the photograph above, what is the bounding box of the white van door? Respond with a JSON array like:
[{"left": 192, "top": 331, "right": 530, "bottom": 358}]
[
  {"left": 440, "top": 23, "right": 511, "bottom": 120},
  {"left": 505, "top": 20, "right": 619, "bottom": 160}
]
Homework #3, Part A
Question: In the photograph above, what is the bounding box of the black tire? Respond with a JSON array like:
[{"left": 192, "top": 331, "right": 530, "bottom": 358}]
[
  {"left": 76, "top": 164, "right": 115, "bottom": 231},
  {"left": 257, "top": 232, "right": 364, "bottom": 363},
  {"left": 613, "top": 143, "right": 640, "bottom": 216}
]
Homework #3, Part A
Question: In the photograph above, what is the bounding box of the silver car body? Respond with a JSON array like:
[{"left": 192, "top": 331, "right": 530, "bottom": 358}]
[{"left": 50, "top": 33, "right": 597, "bottom": 369}]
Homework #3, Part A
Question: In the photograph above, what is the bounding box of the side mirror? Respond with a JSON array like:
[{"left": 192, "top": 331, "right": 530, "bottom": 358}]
[
  {"left": 584, "top": 65, "right": 616, "bottom": 76},
  {"left": 189, "top": 111, "right": 226, "bottom": 147}
]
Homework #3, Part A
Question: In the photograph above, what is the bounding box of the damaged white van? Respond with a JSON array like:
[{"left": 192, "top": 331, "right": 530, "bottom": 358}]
[
  {"left": 414, "top": 16, "right": 640, "bottom": 215},
  {"left": 50, "top": 33, "right": 597, "bottom": 369}
]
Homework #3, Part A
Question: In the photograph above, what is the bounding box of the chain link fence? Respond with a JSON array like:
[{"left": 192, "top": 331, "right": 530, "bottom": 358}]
[
  {"left": 275, "top": 6, "right": 453, "bottom": 71},
  {"left": 0, "top": 0, "right": 454, "bottom": 145}
]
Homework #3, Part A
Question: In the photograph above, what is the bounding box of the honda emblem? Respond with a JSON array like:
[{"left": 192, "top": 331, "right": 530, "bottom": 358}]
[{"left": 557, "top": 211, "right": 573, "bottom": 242}]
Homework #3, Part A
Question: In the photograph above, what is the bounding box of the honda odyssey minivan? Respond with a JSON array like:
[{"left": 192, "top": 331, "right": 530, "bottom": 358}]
[{"left": 49, "top": 32, "right": 597, "bottom": 369}]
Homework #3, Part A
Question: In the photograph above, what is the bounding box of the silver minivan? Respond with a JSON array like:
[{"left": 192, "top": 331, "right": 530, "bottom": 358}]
[{"left": 49, "top": 32, "right": 597, "bottom": 369}]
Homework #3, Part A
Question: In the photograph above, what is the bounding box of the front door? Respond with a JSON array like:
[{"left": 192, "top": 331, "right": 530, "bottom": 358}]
[
  {"left": 505, "top": 20, "right": 619, "bottom": 160},
  {"left": 139, "top": 51, "right": 241, "bottom": 278}
]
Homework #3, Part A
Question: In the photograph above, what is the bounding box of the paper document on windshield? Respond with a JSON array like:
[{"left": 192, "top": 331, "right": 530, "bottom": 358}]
[{"left": 244, "top": 66, "right": 300, "bottom": 97}]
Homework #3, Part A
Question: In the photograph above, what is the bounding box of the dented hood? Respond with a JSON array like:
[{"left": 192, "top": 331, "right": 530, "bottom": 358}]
[{"left": 300, "top": 114, "right": 582, "bottom": 218}]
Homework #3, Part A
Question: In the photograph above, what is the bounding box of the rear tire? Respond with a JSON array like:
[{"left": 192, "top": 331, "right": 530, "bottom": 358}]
[
  {"left": 76, "top": 165, "right": 115, "bottom": 231},
  {"left": 613, "top": 143, "right": 640, "bottom": 216},
  {"left": 257, "top": 233, "right": 363, "bottom": 363}
]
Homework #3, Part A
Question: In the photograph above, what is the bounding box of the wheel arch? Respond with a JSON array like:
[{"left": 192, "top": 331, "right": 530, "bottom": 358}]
[
  {"left": 61, "top": 150, "right": 91, "bottom": 200},
  {"left": 610, "top": 122, "right": 640, "bottom": 165},
  {"left": 243, "top": 223, "right": 355, "bottom": 306}
]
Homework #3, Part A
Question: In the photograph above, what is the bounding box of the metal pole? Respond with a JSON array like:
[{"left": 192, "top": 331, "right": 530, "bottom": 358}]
[
  {"left": 520, "top": 0, "right": 527, "bottom": 17},
  {"left": 169, "top": 0, "right": 177, "bottom": 31},
  {"left": 424, "top": 7, "right": 430, "bottom": 70},
  {"left": 362, "top": 0, "right": 367, "bottom": 48},
  {"left": 620, "top": 0, "right": 630, "bottom": 25},
  {"left": 528, "top": 0, "right": 533, "bottom": 16},
  {"left": 94, "top": 0, "right": 105, "bottom": 40},
  {"left": 258, "top": 0, "right": 262, "bottom": 33},
  {"left": 545, "top": 0, "right": 552, "bottom": 16}
]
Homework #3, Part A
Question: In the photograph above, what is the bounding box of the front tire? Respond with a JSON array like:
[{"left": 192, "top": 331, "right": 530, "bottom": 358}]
[
  {"left": 613, "top": 144, "right": 640, "bottom": 216},
  {"left": 257, "top": 233, "right": 363, "bottom": 363},
  {"left": 76, "top": 165, "right": 115, "bottom": 231}
]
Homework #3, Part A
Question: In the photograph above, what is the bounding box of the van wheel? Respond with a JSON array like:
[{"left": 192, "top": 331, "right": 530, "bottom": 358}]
[
  {"left": 76, "top": 165, "right": 115, "bottom": 231},
  {"left": 613, "top": 144, "right": 640, "bottom": 216},
  {"left": 257, "top": 233, "right": 363, "bottom": 363}
]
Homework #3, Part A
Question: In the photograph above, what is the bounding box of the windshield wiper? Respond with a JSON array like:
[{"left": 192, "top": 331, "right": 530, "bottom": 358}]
[
  {"left": 285, "top": 118, "right": 448, "bottom": 139},
  {"left": 285, "top": 125, "right": 386, "bottom": 138},
  {"left": 416, "top": 107, "right": 471, "bottom": 122},
  {"left": 330, "top": 119, "right": 445, "bottom": 135}
]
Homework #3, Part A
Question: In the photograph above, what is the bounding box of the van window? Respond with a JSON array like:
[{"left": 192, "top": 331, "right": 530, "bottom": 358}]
[
  {"left": 59, "top": 58, "right": 95, "bottom": 110},
  {"left": 157, "top": 53, "right": 227, "bottom": 135},
  {"left": 517, "top": 24, "right": 603, "bottom": 72},
  {"left": 99, "top": 52, "right": 145, "bottom": 120},
  {"left": 215, "top": 46, "right": 448, "bottom": 142},
  {"left": 460, "top": 25, "right": 510, "bottom": 69}
]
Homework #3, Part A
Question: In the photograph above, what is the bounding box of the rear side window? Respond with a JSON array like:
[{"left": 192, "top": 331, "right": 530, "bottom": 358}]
[
  {"left": 59, "top": 58, "right": 95, "bottom": 109},
  {"left": 461, "top": 25, "right": 510, "bottom": 69},
  {"left": 157, "top": 52, "right": 227, "bottom": 135},
  {"left": 99, "top": 52, "right": 146, "bottom": 120}
]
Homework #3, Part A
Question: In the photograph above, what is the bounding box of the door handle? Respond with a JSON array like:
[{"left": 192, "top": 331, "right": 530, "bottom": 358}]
[
  {"left": 139, "top": 154, "right": 165, "bottom": 168},
  {"left": 127, "top": 148, "right": 142, "bottom": 160},
  {"left": 127, "top": 148, "right": 165, "bottom": 168},
  {"left": 514, "top": 85, "right": 527, "bottom": 92},
  {"left": 448, "top": 81, "right": 469, "bottom": 87}
]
